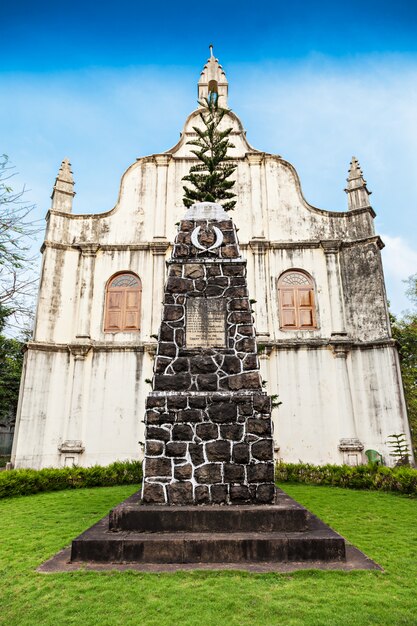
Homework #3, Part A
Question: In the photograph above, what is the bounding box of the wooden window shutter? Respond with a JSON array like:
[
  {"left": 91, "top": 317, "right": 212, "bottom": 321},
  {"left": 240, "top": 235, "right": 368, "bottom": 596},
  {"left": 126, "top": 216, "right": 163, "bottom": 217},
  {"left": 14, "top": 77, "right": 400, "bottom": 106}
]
[
  {"left": 105, "top": 273, "right": 141, "bottom": 332},
  {"left": 278, "top": 271, "right": 317, "bottom": 330}
]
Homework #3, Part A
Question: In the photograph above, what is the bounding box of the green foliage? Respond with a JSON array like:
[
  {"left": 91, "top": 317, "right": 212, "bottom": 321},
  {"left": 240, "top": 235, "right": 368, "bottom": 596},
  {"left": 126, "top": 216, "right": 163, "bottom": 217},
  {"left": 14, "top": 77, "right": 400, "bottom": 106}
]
[
  {"left": 390, "top": 274, "right": 417, "bottom": 456},
  {"left": 0, "top": 305, "right": 24, "bottom": 429},
  {"left": 0, "top": 460, "right": 142, "bottom": 499},
  {"left": 270, "top": 394, "right": 282, "bottom": 409},
  {"left": 0, "top": 156, "right": 40, "bottom": 331},
  {"left": 182, "top": 93, "right": 237, "bottom": 211},
  {"left": 387, "top": 433, "right": 411, "bottom": 465},
  {"left": 275, "top": 462, "right": 417, "bottom": 495}
]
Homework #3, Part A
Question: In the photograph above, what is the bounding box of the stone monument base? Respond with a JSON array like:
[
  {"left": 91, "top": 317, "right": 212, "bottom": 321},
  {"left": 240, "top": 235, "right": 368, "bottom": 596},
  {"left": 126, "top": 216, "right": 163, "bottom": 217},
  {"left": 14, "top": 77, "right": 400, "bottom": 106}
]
[{"left": 69, "top": 488, "right": 362, "bottom": 567}]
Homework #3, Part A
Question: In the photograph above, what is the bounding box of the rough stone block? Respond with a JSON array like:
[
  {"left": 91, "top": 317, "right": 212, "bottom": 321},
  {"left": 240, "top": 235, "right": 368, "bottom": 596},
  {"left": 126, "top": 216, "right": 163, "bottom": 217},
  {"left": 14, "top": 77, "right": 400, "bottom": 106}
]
[
  {"left": 158, "top": 412, "right": 175, "bottom": 424},
  {"left": 206, "top": 440, "right": 231, "bottom": 462},
  {"left": 184, "top": 264, "right": 204, "bottom": 279},
  {"left": 194, "top": 463, "right": 222, "bottom": 484},
  {"left": 145, "top": 457, "right": 172, "bottom": 477},
  {"left": 230, "top": 484, "right": 251, "bottom": 502},
  {"left": 188, "top": 396, "right": 207, "bottom": 408},
  {"left": 145, "top": 441, "right": 164, "bottom": 456},
  {"left": 154, "top": 373, "right": 191, "bottom": 391},
  {"left": 224, "top": 463, "right": 245, "bottom": 482},
  {"left": 205, "top": 285, "right": 224, "bottom": 297},
  {"left": 196, "top": 423, "right": 218, "bottom": 440},
  {"left": 155, "top": 357, "right": 171, "bottom": 374},
  {"left": 158, "top": 342, "right": 177, "bottom": 358},
  {"left": 167, "top": 482, "right": 193, "bottom": 505},
  {"left": 228, "top": 311, "right": 253, "bottom": 324},
  {"left": 160, "top": 323, "right": 174, "bottom": 342},
  {"left": 146, "top": 426, "right": 170, "bottom": 442},
  {"left": 194, "top": 485, "right": 210, "bottom": 504},
  {"left": 242, "top": 354, "right": 258, "bottom": 371},
  {"left": 189, "top": 443, "right": 205, "bottom": 466},
  {"left": 233, "top": 442, "right": 250, "bottom": 464},
  {"left": 256, "top": 483, "right": 275, "bottom": 503},
  {"left": 207, "top": 265, "right": 221, "bottom": 277},
  {"left": 145, "top": 410, "right": 161, "bottom": 425},
  {"left": 207, "top": 402, "right": 237, "bottom": 423},
  {"left": 174, "top": 463, "right": 193, "bottom": 480},
  {"left": 175, "top": 328, "right": 185, "bottom": 346},
  {"left": 247, "top": 417, "right": 272, "bottom": 436},
  {"left": 227, "top": 372, "right": 261, "bottom": 391},
  {"left": 211, "top": 484, "right": 228, "bottom": 504},
  {"left": 223, "top": 265, "right": 245, "bottom": 276},
  {"left": 220, "top": 424, "right": 244, "bottom": 440},
  {"left": 167, "top": 396, "right": 187, "bottom": 409},
  {"left": 247, "top": 462, "right": 275, "bottom": 483},
  {"left": 196, "top": 374, "right": 218, "bottom": 391},
  {"left": 163, "top": 305, "right": 184, "bottom": 321},
  {"left": 172, "top": 424, "right": 194, "bottom": 441},
  {"left": 166, "top": 277, "right": 193, "bottom": 293},
  {"left": 237, "top": 399, "right": 253, "bottom": 416},
  {"left": 146, "top": 396, "right": 166, "bottom": 408},
  {"left": 252, "top": 439, "right": 274, "bottom": 461},
  {"left": 190, "top": 355, "right": 218, "bottom": 374},
  {"left": 171, "top": 358, "right": 189, "bottom": 373},
  {"left": 177, "top": 408, "right": 203, "bottom": 423},
  {"left": 229, "top": 298, "right": 250, "bottom": 311},
  {"left": 253, "top": 395, "right": 272, "bottom": 413},
  {"left": 142, "top": 483, "right": 166, "bottom": 504},
  {"left": 165, "top": 441, "right": 187, "bottom": 457},
  {"left": 222, "top": 355, "right": 241, "bottom": 374}
]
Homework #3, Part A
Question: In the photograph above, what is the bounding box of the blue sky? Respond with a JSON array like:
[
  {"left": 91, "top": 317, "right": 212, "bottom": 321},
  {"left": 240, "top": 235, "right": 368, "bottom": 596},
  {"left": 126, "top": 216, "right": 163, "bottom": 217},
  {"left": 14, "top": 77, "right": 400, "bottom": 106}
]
[{"left": 2, "top": 0, "right": 417, "bottom": 313}]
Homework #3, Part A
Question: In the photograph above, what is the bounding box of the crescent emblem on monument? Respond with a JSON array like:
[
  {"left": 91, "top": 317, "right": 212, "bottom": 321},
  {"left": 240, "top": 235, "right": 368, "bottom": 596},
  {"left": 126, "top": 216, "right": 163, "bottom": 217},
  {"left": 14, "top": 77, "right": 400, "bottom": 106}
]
[{"left": 191, "top": 226, "right": 224, "bottom": 253}]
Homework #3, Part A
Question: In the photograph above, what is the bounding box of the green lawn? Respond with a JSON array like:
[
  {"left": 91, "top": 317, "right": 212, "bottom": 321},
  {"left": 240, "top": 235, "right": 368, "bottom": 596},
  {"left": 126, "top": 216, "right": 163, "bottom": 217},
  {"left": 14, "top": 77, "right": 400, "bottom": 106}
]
[{"left": 0, "top": 484, "right": 416, "bottom": 626}]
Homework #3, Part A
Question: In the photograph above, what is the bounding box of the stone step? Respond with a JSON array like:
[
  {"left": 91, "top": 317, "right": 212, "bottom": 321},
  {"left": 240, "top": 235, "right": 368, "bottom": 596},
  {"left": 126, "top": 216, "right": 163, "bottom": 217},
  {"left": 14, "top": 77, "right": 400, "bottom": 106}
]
[
  {"left": 71, "top": 522, "right": 346, "bottom": 564},
  {"left": 109, "top": 502, "right": 308, "bottom": 533}
]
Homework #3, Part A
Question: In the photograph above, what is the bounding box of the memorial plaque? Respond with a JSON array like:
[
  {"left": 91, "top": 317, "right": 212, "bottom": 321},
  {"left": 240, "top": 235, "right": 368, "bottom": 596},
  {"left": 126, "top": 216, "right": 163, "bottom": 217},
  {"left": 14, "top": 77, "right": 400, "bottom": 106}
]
[{"left": 186, "top": 298, "right": 226, "bottom": 348}]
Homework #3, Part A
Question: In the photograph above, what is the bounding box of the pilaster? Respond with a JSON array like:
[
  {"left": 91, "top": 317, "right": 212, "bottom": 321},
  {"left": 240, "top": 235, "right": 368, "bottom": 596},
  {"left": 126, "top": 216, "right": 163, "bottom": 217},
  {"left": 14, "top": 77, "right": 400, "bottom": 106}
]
[
  {"left": 75, "top": 244, "right": 100, "bottom": 339},
  {"left": 321, "top": 240, "right": 347, "bottom": 337}
]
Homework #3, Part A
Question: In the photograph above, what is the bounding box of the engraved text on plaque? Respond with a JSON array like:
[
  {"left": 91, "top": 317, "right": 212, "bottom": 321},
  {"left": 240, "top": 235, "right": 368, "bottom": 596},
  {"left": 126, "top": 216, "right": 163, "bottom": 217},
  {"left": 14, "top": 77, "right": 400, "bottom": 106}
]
[{"left": 186, "top": 298, "right": 226, "bottom": 348}]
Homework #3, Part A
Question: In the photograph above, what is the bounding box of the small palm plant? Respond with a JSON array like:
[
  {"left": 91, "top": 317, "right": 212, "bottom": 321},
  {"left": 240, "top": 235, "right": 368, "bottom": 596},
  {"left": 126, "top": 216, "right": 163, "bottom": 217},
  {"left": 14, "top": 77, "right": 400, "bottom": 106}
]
[{"left": 387, "top": 433, "right": 411, "bottom": 466}]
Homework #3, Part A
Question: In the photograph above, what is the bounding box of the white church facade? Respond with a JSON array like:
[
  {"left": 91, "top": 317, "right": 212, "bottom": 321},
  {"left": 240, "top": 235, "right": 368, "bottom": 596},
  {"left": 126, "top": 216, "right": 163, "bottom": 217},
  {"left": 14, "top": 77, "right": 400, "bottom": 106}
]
[{"left": 11, "top": 51, "right": 413, "bottom": 469}]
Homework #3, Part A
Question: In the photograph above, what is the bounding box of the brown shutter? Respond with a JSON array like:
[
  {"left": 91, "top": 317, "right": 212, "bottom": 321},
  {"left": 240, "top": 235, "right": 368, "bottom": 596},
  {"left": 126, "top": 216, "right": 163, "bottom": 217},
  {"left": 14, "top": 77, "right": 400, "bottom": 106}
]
[
  {"left": 281, "top": 289, "right": 297, "bottom": 327},
  {"left": 105, "top": 290, "right": 123, "bottom": 330},
  {"left": 124, "top": 289, "right": 141, "bottom": 330}
]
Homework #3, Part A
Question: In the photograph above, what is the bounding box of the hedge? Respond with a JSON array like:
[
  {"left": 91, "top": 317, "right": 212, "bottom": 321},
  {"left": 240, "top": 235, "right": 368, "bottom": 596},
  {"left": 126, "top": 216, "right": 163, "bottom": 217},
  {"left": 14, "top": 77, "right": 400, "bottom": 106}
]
[
  {"left": 0, "top": 460, "right": 142, "bottom": 499},
  {"left": 276, "top": 462, "right": 417, "bottom": 495}
]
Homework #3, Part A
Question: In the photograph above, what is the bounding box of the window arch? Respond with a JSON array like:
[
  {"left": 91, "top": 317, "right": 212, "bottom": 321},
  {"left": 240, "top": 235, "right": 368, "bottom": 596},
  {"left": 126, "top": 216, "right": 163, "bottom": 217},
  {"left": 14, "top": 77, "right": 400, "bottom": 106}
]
[
  {"left": 104, "top": 272, "right": 142, "bottom": 332},
  {"left": 278, "top": 270, "right": 317, "bottom": 330}
]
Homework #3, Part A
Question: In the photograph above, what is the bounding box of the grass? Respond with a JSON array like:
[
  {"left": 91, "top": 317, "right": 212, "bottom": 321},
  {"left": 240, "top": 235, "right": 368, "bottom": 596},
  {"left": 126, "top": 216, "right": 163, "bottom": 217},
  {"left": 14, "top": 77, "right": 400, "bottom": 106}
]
[{"left": 0, "top": 483, "right": 416, "bottom": 626}]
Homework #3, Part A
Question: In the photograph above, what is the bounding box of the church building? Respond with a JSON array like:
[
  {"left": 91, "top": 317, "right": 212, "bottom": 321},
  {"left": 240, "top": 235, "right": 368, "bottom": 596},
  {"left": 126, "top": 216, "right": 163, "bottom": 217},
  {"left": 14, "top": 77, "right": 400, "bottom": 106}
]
[{"left": 11, "top": 50, "right": 413, "bottom": 469}]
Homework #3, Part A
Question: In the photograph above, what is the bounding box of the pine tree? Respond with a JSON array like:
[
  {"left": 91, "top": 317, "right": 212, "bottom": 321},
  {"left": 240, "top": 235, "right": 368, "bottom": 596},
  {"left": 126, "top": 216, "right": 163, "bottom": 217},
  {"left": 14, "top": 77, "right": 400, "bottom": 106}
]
[{"left": 182, "top": 93, "right": 237, "bottom": 211}]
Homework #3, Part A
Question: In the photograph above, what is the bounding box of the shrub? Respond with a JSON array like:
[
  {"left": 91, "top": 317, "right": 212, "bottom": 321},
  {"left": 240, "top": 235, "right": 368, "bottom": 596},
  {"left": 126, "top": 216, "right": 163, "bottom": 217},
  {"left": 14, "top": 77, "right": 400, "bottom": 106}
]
[
  {"left": 0, "top": 460, "right": 142, "bottom": 499},
  {"left": 275, "top": 462, "right": 417, "bottom": 495}
]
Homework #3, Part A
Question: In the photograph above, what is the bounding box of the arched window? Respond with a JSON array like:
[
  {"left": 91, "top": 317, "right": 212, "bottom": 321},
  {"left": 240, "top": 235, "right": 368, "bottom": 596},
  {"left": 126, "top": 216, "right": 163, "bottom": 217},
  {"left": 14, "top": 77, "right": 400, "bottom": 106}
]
[
  {"left": 278, "top": 270, "right": 317, "bottom": 330},
  {"left": 104, "top": 273, "right": 141, "bottom": 332}
]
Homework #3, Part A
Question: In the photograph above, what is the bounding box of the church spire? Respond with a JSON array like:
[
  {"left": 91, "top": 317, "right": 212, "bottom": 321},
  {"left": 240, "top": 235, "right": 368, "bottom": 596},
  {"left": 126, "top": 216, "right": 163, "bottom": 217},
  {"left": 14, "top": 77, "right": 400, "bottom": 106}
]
[
  {"left": 198, "top": 45, "right": 229, "bottom": 108},
  {"left": 51, "top": 158, "right": 75, "bottom": 213},
  {"left": 345, "top": 156, "right": 372, "bottom": 211}
]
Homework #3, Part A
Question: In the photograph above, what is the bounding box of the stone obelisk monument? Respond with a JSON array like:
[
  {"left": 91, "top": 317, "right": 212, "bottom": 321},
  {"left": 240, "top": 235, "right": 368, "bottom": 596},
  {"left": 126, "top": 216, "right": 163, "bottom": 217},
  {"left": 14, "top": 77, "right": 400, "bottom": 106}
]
[
  {"left": 68, "top": 204, "right": 375, "bottom": 570},
  {"left": 141, "top": 201, "right": 274, "bottom": 506}
]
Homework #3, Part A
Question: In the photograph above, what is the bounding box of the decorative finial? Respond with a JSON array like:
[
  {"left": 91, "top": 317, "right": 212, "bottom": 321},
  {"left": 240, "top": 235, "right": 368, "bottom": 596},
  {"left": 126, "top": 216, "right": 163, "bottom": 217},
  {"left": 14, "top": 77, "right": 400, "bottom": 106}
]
[
  {"left": 345, "top": 156, "right": 372, "bottom": 211},
  {"left": 209, "top": 43, "right": 214, "bottom": 58},
  {"left": 51, "top": 157, "right": 75, "bottom": 213}
]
